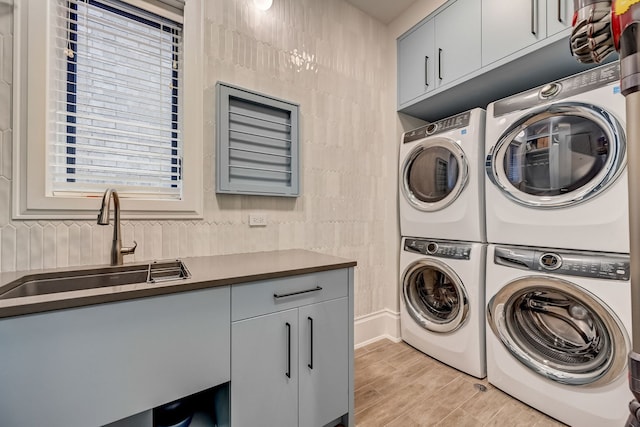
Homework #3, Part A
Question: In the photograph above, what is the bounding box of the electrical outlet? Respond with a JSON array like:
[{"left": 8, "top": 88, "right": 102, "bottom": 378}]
[{"left": 249, "top": 213, "right": 268, "bottom": 227}]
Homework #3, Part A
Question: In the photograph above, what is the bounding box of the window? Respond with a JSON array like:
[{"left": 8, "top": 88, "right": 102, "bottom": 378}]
[
  {"left": 60, "top": 0, "right": 182, "bottom": 195},
  {"left": 13, "top": 0, "right": 203, "bottom": 219}
]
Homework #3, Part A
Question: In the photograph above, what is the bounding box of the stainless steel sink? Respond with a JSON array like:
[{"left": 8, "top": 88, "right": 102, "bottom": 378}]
[{"left": 0, "top": 260, "right": 191, "bottom": 300}]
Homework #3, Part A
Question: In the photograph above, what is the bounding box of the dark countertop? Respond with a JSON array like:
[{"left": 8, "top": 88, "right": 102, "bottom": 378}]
[{"left": 0, "top": 249, "right": 357, "bottom": 319}]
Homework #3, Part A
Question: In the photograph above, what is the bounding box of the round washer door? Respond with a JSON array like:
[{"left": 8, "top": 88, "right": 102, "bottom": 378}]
[
  {"left": 486, "top": 102, "right": 626, "bottom": 208},
  {"left": 401, "top": 138, "right": 469, "bottom": 212},
  {"left": 487, "top": 276, "right": 630, "bottom": 387},
  {"left": 402, "top": 259, "right": 469, "bottom": 333}
]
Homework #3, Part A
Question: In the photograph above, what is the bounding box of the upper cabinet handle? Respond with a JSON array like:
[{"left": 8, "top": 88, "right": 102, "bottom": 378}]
[
  {"left": 424, "top": 56, "right": 429, "bottom": 86},
  {"left": 557, "top": 0, "right": 562, "bottom": 23},
  {"left": 438, "top": 48, "right": 443, "bottom": 80},
  {"left": 531, "top": 0, "right": 537, "bottom": 35}
]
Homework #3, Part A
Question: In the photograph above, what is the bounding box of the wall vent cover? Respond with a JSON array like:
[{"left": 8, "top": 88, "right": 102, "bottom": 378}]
[{"left": 216, "top": 83, "right": 300, "bottom": 197}]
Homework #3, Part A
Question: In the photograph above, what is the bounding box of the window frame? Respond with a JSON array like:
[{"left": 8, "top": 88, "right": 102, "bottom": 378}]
[{"left": 12, "top": 0, "right": 203, "bottom": 219}]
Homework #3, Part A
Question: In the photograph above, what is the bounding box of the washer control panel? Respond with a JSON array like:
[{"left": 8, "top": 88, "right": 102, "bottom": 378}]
[
  {"left": 494, "top": 246, "right": 630, "bottom": 281},
  {"left": 402, "top": 111, "right": 471, "bottom": 143},
  {"left": 404, "top": 238, "right": 471, "bottom": 260},
  {"left": 492, "top": 62, "right": 620, "bottom": 117}
]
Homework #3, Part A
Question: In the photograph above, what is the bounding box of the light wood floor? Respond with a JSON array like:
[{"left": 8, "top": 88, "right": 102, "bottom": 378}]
[{"left": 354, "top": 339, "right": 567, "bottom": 427}]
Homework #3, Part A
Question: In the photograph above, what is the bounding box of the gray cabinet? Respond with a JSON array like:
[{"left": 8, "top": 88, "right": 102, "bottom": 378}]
[
  {"left": 482, "top": 0, "right": 574, "bottom": 66},
  {"left": 231, "top": 309, "right": 299, "bottom": 427},
  {"left": 397, "top": 0, "right": 585, "bottom": 120},
  {"left": 434, "top": 0, "right": 481, "bottom": 87},
  {"left": 546, "top": 0, "right": 573, "bottom": 36},
  {"left": 0, "top": 250, "right": 355, "bottom": 427},
  {"left": 298, "top": 299, "right": 349, "bottom": 427},
  {"left": 397, "top": 0, "right": 481, "bottom": 107},
  {"left": 482, "top": 0, "right": 546, "bottom": 66},
  {"left": 0, "top": 286, "right": 231, "bottom": 427},
  {"left": 398, "top": 19, "right": 435, "bottom": 106},
  {"left": 230, "top": 270, "right": 352, "bottom": 427}
]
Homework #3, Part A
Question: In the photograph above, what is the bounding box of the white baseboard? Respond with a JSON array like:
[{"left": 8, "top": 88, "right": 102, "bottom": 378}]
[{"left": 354, "top": 309, "right": 401, "bottom": 348}]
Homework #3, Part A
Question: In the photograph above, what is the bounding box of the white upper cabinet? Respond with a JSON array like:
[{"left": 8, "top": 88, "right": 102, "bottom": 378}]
[
  {"left": 398, "top": 19, "right": 435, "bottom": 106},
  {"left": 481, "top": 0, "right": 546, "bottom": 66},
  {"left": 435, "top": 0, "right": 482, "bottom": 87},
  {"left": 547, "top": 0, "right": 574, "bottom": 36}
]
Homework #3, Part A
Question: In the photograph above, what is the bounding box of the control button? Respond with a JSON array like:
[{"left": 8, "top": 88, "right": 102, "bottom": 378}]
[
  {"left": 617, "top": 269, "right": 626, "bottom": 275},
  {"left": 426, "top": 124, "right": 438, "bottom": 135},
  {"left": 426, "top": 242, "right": 438, "bottom": 254},
  {"left": 539, "top": 253, "right": 562, "bottom": 270},
  {"left": 540, "top": 83, "right": 561, "bottom": 99}
]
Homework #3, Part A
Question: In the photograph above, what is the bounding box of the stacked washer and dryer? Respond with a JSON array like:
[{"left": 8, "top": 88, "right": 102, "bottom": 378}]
[
  {"left": 483, "top": 62, "right": 632, "bottom": 426},
  {"left": 398, "top": 62, "right": 633, "bottom": 426},
  {"left": 398, "top": 108, "right": 487, "bottom": 379}
]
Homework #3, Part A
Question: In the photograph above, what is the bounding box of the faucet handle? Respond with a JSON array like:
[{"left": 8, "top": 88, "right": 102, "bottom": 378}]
[{"left": 121, "top": 240, "right": 137, "bottom": 256}]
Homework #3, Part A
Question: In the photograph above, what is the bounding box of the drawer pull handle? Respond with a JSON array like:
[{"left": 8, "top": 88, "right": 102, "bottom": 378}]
[
  {"left": 274, "top": 286, "right": 323, "bottom": 299},
  {"left": 308, "top": 316, "right": 314, "bottom": 370},
  {"left": 286, "top": 322, "right": 291, "bottom": 379}
]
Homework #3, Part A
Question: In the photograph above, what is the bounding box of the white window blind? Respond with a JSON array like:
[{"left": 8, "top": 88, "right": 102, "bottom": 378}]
[{"left": 50, "top": 0, "right": 184, "bottom": 199}]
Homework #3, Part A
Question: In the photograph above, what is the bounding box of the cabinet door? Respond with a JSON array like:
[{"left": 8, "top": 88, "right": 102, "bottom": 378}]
[
  {"left": 398, "top": 18, "right": 435, "bottom": 106},
  {"left": 0, "top": 286, "right": 230, "bottom": 427},
  {"left": 298, "top": 298, "right": 349, "bottom": 427},
  {"left": 434, "top": 0, "right": 481, "bottom": 87},
  {"left": 482, "top": 0, "right": 546, "bottom": 66},
  {"left": 546, "top": 0, "right": 573, "bottom": 36},
  {"left": 231, "top": 309, "right": 298, "bottom": 427}
]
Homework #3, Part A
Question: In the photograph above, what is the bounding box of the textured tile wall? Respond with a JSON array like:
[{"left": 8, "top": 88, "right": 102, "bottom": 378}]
[{"left": 0, "top": 0, "right": 397, "bottom": 318}]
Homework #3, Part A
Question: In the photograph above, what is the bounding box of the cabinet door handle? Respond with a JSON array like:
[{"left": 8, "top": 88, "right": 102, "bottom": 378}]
[
  {"left": 285, "top": 322, "right": 291, "bottom": 379},
  {"left": 308, "top": 316, "right": 314, "bottom": 370},
  {"left": 438, "top": 48, "right": 442, "bottom": 80},
  {"left": 531, "top": 0, "right": 538, "bottom": 35},
  {"left": 557, "top": 0, "right": 562, "bottom": 23},
  {"left": 274, "top": 286, "right": 322, "bottom": 299},
  {"left": 424, "top": 56, "right": 429, "bottom": 86}
]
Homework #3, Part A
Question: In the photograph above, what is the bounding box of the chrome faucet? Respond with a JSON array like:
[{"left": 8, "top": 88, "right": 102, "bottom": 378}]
[{"left": 97, "top": 189, "right": 137, "bottom": 266}]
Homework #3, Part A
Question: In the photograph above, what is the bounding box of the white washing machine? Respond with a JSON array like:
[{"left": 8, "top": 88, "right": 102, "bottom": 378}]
[
  {"left": 400, "top": 237, "right": 486, "bottom": 378},
  {"left": 399, "top": 108, "right": 486, "bottom": 242},
  {"left": 485, "top": 244, "right": 632, "bottom": 427},
  {"left": 484, "top": 62, "right": 628, "bottom": 253}
]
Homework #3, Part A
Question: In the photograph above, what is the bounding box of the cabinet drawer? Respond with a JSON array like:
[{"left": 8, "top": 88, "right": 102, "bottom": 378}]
[{"left": 232, "top": 268, "right": 348, "bottom": 321}]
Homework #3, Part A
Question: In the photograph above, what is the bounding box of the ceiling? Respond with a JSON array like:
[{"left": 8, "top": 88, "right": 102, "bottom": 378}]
[{"left": 345, "top": 0, "right": 418, "bottom": 24}]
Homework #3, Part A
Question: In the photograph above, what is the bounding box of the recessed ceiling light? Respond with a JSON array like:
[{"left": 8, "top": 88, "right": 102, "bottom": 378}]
[{"left": 254, "top": 0, "right": 273, "bottom": 11}]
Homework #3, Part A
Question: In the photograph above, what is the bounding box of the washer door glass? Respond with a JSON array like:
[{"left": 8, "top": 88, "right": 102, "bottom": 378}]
[
  {"left": 402, "top": 139, "right": 468, "bottom": 212},
  {"left": 487, "top": 276, "right": 630, "bottom": 387},
  {"left": 486, "top": 102, "right": 625, "bottom": 208},
  {"left": 402, "top": 259, "right": 469, "bottom": 333}
]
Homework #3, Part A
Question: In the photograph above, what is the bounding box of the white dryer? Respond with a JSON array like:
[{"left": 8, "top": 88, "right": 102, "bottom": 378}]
[
  {"left": 484, "top": 62, "right": 628, "bottom": 253},
  {"left": 400, "top": 237, "right": 486, "bottom": 378},
  {"left": 399, "top": 108, "right": 486, "bottom": 242},
  {"left": 485, "top": 244, "right": 631, "bottom": 427}
]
